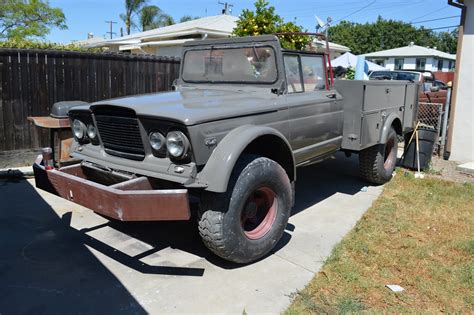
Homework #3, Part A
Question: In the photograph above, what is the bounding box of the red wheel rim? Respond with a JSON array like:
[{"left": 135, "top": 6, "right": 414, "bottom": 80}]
[
  {"left": 384, "top": 137, "right": 396, "bottom": 169},
  {"left": 240, "top": 187, "right": 278, "bottom": 240}
]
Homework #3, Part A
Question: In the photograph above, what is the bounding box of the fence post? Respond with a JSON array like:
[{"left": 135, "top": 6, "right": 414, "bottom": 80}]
[{"left": 440, "top": 86, "right": 452, "bottom": 157}]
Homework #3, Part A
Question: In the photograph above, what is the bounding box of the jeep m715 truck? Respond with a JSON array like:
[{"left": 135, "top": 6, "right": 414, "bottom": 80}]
[{"left": 33, "top": 35, "right": 419, "bottom": 263}]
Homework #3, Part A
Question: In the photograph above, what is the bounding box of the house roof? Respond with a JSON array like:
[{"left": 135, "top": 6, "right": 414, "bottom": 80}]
[
  {"left": 84, "top": 14, "right": 350, "bottom": 53},
  {"left": 85, "top": 15, "right": 238, "bottom": 47},
  {"left": 313, "top": 39, "right": 350, "bottom": 53},
  {"left": 364, "top": 44, "right": 456, "bottom": 60}
]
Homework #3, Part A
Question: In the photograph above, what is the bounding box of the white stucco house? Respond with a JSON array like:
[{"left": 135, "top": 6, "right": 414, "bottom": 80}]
[
  {"left": 447, "top": 0, "right": 473, "bottom": 163},
  {"left": 83, "top": 15, "right": 238, "bottom": 56},
  {"left": 80, "top": 14, "right": 349, "bottom": 58},
  {"left": 364, "top": 43, "right": 456, "bottom": 72}
]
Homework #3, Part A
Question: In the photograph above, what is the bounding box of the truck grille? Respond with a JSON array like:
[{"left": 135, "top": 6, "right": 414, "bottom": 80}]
[{"left": 95, "top": 115, "right": 145, "bottom": 161}]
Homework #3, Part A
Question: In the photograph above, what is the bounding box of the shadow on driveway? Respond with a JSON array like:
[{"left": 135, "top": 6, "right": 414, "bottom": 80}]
[
  {"left": 0, "top": 152, "right": 369, "bottom": 312},
  {"left": 0, "top": 178, "right": 146, "bottom": 314}
]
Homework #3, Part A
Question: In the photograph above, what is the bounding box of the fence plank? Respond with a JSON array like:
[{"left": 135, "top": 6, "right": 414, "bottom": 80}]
[
  {"left": 0, "top": 49, "right": 180, "bottom": 151},
  {"left": 0, "top": 57, "right": 5, "bottom": 147}
]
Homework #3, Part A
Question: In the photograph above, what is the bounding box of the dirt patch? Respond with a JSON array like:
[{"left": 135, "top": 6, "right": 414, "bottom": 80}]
[{"left": 427, "top": 156, "right": 474, "bottom": 183}]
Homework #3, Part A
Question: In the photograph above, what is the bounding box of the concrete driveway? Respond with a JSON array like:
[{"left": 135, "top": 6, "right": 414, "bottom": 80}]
[{"left": 0, "top": 153, "right": 382, "bottom": 314}]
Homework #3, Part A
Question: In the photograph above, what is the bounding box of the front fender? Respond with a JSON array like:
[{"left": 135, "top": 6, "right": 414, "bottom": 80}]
[
  {"left": 380, "top": 113, "right": 401, "bottom": 144},
  {"left": 196, "top": 125, "right": 294, "bottom": 193}
]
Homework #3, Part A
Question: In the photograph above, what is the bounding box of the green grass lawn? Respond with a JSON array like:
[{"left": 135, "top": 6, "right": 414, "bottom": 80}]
[{"left": 286, "top": 172, "right": 474, "bottom": 313}]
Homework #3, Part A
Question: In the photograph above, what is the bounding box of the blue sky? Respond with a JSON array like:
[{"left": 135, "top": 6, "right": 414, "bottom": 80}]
[{"left": 47, "top": 0, "right": 461, "bottom": 43}]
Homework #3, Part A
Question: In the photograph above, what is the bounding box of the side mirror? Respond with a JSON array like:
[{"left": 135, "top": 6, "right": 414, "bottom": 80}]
[{"left": 430, "top": 86, "right": 440, "bottom": 92}]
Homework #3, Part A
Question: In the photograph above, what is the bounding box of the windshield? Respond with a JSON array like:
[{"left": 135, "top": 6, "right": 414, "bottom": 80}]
[
  {"left": 370, "top": 71, "right": 421, "bottom": 82},
  {"left": 181, "top": 46, "right": 278, "bottom": 84}
]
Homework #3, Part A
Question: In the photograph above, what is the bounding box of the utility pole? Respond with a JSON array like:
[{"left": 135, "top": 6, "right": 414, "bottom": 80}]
[
  {"left": 105, "top": 20, "right": 117, "bottom": 39},
  {"left": 218, "top": 1, "right": 233, "bottom": 15}
]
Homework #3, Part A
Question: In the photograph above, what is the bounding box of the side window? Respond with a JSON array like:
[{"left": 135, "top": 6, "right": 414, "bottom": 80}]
[
  {"left": 301, "top": 55, "right": 326, "bottom": 91},
  {"left": 283, "top": 55, "right": 303, "bottom": 93}
]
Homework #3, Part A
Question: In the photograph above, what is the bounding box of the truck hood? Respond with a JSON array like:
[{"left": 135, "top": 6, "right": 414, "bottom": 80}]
[{"left": 84, "top": 88, "right": 280, "bottom": 125}]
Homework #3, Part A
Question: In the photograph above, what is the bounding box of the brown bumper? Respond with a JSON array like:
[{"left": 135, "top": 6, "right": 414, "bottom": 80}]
[{"left": 33, "top": 156, "right": 191, "bottom": 221}]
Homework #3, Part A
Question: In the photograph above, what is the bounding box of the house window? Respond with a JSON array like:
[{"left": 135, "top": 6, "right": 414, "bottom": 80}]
[
  {"left": 437, "top": 59, "right": 444, "bottom": 71},
  {"left": 448, "top": 60, "right": 455, "bottom": 70},
  {"left": 372, "top": 59, "right": 385, "bottom": 66},
  {"left": 416, "top": 58, "right": 426, "bottom": 70},
  {"left": 394, "top": 58, "right": 404, "bottom": 70}
]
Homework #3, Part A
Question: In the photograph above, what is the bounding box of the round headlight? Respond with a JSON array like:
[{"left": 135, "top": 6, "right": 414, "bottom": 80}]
[
  {"left": 166, "top": 131, "right": 188, "bottom": 158},
  {"left": 87, "top": 124, "right": 97, "bottom": 139},
  {"left": 72, "top": 119, "right": 86, "bottom": 140},
  {"left": 149, "top": 132, "right": 165, "bottom": 151}
]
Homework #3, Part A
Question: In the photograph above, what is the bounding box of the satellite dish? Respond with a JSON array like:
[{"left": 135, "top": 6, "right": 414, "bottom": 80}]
[{"left": 315, "top": 15, "right": 326, "bottom": 30}]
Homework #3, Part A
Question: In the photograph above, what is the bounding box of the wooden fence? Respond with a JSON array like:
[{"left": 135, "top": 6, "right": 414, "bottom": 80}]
[{"left": 0, "top": 48, "right": 180, "bottom": 154}]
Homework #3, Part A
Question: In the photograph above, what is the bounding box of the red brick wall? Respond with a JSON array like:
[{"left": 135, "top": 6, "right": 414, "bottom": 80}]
[{"left": 433, "top": 71, "right": 455, "bottom": 84}]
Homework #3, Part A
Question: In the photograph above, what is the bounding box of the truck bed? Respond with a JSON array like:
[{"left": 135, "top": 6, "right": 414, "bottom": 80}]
[{"left": 335, "top": 80, "right": 419, "bottom": 151}]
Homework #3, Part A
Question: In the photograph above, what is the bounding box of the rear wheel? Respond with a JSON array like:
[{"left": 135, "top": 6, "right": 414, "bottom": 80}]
[
  {"left": 359, "top": 127, "right": 398, "bottom": 184},
  {"left": 198, "top": 155, "right": 292, "bottom": 264}
]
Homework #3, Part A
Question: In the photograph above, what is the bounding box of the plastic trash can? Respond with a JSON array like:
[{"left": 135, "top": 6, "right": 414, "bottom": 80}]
[{"left": 401, "top": 128, "right": 438, "bottom": 171}]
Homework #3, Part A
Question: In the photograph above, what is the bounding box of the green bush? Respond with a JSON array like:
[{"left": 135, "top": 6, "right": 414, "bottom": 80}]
[{"left": 0, "top": 39, "right": 104, "bottom": 52}]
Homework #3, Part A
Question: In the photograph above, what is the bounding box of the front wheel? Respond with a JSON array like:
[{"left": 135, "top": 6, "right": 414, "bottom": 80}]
[
  {"left": 198, "top": 155, "right": 292, "bottom": 264},
  {"left": 359, "top": 127, "right": 398, "bottom": 184}
]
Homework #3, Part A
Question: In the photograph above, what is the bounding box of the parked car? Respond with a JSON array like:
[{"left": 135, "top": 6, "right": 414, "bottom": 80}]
[
  {"left": 33, "top": 35, "right": 419, "bottom": 264},
  {"left": 369, "top": 69, "right": 447, "bottom": 105},
  {"left": 433, "top": 79, "right": 448, "bottom": 90}
]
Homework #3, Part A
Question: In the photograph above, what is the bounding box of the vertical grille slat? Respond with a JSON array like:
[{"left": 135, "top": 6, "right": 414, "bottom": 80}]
[{"left": 94, "top": 108, "right": 146, "bottom": 161}]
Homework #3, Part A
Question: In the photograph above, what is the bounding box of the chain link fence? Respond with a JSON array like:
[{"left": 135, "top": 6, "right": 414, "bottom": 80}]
[
  {"left": 418, "top": 102, "right": 444, "bottom": 131},
  {"left": 417, "top": 102, "right": 445, "bottom": 154}
]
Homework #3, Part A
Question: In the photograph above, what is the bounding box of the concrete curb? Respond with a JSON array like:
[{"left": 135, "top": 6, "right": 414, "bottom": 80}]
[{"left": 457, "top": 162, "right": 474, "bottom": 175}]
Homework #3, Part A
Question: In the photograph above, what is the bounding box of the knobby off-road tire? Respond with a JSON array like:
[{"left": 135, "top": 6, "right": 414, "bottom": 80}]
[
  {"left": 359, "top": 127, "right": 398, "bottom": 185},
  {"left": 198, "top": 155, "right": 292, "bottom": 264}
]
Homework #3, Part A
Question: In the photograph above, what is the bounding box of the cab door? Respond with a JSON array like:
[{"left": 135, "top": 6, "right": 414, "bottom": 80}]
[{"left": 284, "top": 53, "right": 343, "bottom": 164}]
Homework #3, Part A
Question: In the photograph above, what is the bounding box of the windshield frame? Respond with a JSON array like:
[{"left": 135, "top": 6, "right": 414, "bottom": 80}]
[{"left": 180, "top": 44, "right": 280, "bottom": 85}]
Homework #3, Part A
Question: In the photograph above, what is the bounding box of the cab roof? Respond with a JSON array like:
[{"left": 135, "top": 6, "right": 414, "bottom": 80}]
[{"left": 183, "top": 35, "right": 280, "bottom": 47}]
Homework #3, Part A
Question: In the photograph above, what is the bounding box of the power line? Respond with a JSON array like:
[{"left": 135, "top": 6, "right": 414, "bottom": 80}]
[
  {"left": 333, "top": 0, "right": 377, "bottom": 24},
  {"left": 425, "top": 25, "right": 459, "bottom": 31},
  {"left": 410, "top": 6, "right": 450, "bottom": 21},
  {"left": 411, "top": 15, "right": 460, "bottom": 24}
]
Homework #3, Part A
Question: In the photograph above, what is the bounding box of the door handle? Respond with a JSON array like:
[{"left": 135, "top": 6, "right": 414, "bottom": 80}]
[{"left": 326, "top": 92, "right": 337, "bottom": 99}]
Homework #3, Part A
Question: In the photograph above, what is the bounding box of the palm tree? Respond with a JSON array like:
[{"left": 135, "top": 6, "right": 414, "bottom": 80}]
[
  {"left": 157, "top": 14, "right": 175, "bottom": 27},
  {"left": 139, "top": 5, "right": 175, "bottom": 31},
  {"left": 179, "top": 15, "right": 199, "bottom": 23},
  {"left": 140, "top": 5, "right": 160, "bottom": 31},
  {"left": 121, "top": 0, "right": 147, "bottom": 35}
]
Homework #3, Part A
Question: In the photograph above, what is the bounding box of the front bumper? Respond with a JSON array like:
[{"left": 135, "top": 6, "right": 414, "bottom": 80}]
[{"left": 33, "top": 155, "right": 191, "bottom": 221}]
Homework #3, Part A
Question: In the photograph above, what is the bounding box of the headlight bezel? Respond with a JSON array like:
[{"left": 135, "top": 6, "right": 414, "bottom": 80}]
[
  {"left": 148, "top": 131, "right": 166, "bottom": 152},
  {"left": 72, "top": 119, "right": 87, "bottom": 141},
  {"left": 69, "top": 110, "right": 98, "bottom": 145},
  {"left": 166, "top": 130, "right": 190, "bottom": 159},
  {"left": 87, "top": 124, "right": 97, "bottom": 140},
  {"left": 141, "top": 118, "right": 193, "bottom": 161}
]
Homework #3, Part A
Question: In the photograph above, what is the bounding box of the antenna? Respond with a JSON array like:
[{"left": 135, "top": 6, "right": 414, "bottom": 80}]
[
  {"left": 218, "top": 1, "right": 233, "bottom": 15},
  {"left": 315, "top": 15, "right": 334, "bottom": 86},
  {"left": 105, "top": 20, "right": 117, "bottom": 39}
]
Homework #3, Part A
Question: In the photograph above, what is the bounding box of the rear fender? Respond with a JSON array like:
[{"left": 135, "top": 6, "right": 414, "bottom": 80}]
[
  {"left": 196, "top": 125, "right": 295, "bottom": 193},
  {"left": 380, "top": 113, "right": 402, "bottom": 143}
]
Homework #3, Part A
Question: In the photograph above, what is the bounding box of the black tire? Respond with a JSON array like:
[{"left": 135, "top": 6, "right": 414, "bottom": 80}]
[
  {"left": 359, "top": 127, "right": 398, "bottom": 185},
  {"left": 198, "top": 155, "right": 292, "bottom": 264}
]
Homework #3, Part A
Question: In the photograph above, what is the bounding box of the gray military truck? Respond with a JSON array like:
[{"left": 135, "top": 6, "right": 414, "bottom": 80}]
[{"left": 33, "top": 35, "right": 419, "bottom": 263}]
